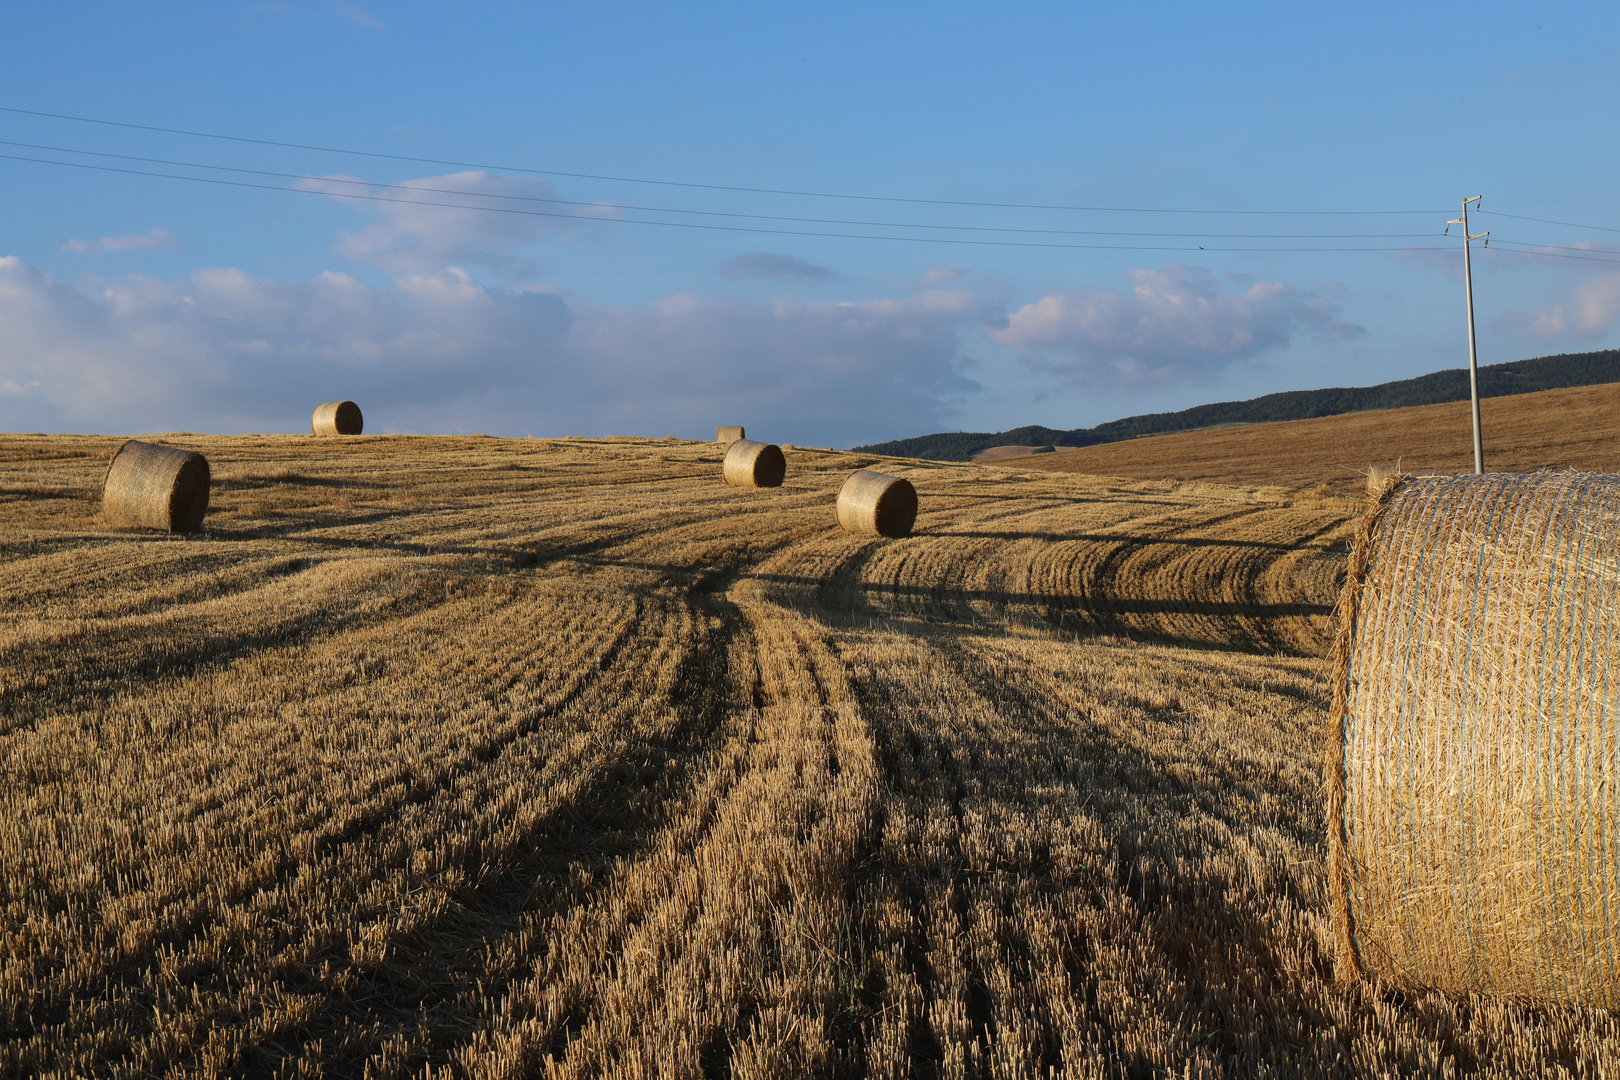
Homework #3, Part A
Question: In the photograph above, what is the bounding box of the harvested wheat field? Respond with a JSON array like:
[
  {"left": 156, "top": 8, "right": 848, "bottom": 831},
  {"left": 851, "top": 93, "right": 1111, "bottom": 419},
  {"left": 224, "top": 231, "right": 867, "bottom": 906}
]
[
  {"left": 3, "top": 432, "right": 1618, "bottom": 1078},
  {"left": 1014, "top": 381, "right": 1620, "bottom": 496}
]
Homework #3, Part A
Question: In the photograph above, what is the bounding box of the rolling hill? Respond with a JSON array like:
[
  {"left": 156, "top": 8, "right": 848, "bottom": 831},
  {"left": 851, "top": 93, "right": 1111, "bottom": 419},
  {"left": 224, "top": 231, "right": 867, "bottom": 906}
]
[
  {"left": 996, "top": 380, "right": 1620, "bottom": 495},
  {"left": 856, "top": 347, "right": 1620, "bottom": 461}
]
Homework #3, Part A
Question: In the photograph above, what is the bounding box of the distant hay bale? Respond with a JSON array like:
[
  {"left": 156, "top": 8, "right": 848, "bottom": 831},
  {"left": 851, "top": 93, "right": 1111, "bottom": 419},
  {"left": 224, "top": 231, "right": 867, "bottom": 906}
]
[
  {"left": 312, "top": 400, "right": 363, "bottom": 436},
  {"left": 102, "top": 440, "right": 211, "bottom": 533},
  {"left": 1328, "top": 471, "right": 1620, "bottom": 1005},
  {"left": 716, "top": 425, "right": 745, "bottom": 447},
  {"left": 722, "top": 438, "right": 786, "bottom": 488},
  {"left": 837, "top": 469, "right": 917, "bottom": 538}
]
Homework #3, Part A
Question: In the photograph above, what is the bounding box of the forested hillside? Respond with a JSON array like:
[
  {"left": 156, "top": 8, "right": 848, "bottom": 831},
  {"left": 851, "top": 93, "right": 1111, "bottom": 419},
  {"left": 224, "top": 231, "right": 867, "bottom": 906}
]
[{"left": 856, "top": 348, "right": 1620, "bottom": 461}]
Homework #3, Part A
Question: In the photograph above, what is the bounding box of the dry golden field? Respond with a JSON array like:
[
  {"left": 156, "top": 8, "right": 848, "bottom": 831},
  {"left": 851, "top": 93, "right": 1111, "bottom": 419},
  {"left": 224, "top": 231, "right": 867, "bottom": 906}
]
[
  {"left": 3, "top": 431, "right": 1618, "bottom": 1078},
  {"left": 1016, "top": 382, "right": 1620, "bottom": 496}
]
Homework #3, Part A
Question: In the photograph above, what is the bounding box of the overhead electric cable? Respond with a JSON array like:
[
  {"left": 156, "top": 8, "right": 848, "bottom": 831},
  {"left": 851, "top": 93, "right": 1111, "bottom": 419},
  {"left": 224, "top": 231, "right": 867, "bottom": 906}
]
[
  {"left": 1485, "top": 242, "right": 1620, "bottom": 265},
  {"left": 0, "top": 151, "right": 1456, "bottom": 254},
  {"left": 0, "top": 139, "right": 1446, "bottom": 241},
  {"left": 1480, "top": 210, "right": 1620, "bottom": 235},
  {"left": 1492, "top": 239, "right": 1620, "bottom": 255},
  {"left": 0, "top": 104, "right": 1448, "bottom": 216}
]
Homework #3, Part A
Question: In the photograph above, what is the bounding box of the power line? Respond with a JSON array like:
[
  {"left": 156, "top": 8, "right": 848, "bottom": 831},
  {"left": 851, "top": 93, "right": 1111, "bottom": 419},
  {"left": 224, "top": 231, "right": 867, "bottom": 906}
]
[
  {"left": 0, "top": 139, "right": 1448, "bottom": 241},
  {"left": 1480, "top": 209, "right": 1620, "bottom": 235},
  {"left": 1, "top": 150, "right": 1460, "bottom": 254},
  {"left": 1495, "top": 239, "right": 1620, "bottom": 256},
  {"left": 0, "top": 103, "right": 1450, "bottom": 217},
  {"left": 1487, "top": 241, "right": 1620, "bottom": 265},
  {"left": 7, "top": 118, "right": 1611, "bottom": 259},
  {"left": 10, "top": 149, "right": 1607, "bottom": 261}
]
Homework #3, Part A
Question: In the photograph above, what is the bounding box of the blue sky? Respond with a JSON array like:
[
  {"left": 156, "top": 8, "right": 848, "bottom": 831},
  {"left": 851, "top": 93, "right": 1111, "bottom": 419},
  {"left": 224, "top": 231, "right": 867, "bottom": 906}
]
[{"left": 3, "top": 1, "right": 1619, "bottom": 445}]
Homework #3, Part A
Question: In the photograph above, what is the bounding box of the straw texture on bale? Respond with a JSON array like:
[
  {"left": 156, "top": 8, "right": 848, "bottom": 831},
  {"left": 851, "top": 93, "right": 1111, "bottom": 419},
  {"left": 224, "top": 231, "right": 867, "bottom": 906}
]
[
  {"left": 312, "top": 400, "right": 364, "bottom": 436},
  {"left": 102, "top": 440, "right": 211, "bottom": 533},
  {"left": 1365, "top": 464, "right": 1400, "bottom": 495},
  {"left": 837, "top": 469, "right": 917, "bottom": 538},
  {"left": 716, "top": 425, "right": 745, "bottom": 447},
  {"left": 1328, "top": 471, "right": 1620, "bottom": 1005},
  {"left": 722, "top": 438, "right": 786, "bottom": 488}
]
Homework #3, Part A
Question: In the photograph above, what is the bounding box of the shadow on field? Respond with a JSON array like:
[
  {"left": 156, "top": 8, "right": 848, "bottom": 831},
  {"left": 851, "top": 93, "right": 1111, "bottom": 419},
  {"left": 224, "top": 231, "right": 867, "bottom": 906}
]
[
  {"left": 18, "top": 583, "right": 750, "bottom": 1079},
  {"left": 213, "top": 473, "right": 391, "bottom": 491},
  {"left": 767, "top": 529, "right": 1336, "bottom": 656},
  {"left": 941, "top": 528, "right": 1313, "bottom": 552},
  {"left": 521, "top": 539, "right": 1336, "bottom": 656},
  {"left": 764, "top": 565, "right": 1329, "bottom": 654},
  {"left": 845, "top": 631, "right": 1339, "bottom": 1076},
  {"left": 275, "top": 601, "right": 745, "bottom": 1079}
]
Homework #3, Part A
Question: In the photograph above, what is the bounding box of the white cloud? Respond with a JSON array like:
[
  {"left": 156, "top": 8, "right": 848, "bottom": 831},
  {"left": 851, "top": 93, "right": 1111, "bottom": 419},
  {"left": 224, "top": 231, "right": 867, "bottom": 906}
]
[
  {"left": 0, "top": 258, "right": 978, "bottom": 445},
  {"left": 918, "top": 266, "right": 967, "bottom": 286},
  {"left": 555, "top": 289, "right": 981, "bottom": 444},
  {"left": 1396, "top": 243, "right": 1480, "bottom": 280},
  {"left": 332, "top": 4, "right": 380, "bottom": 27},
  {"left": 990, "top": 263, "right": 1361, "bottom": 387},
  {"left": 717, "top": 252, "right": 833, "bottom": 280},
  {"left": 249, "top": 2, "right": 380, "bottom": 26},
  {"left": 1394, "top": 240, "right": 1619, "bottom": 281},
  {"left": 61, "top": 228, "right": 177, "bottom": 254},
  {"left": 240, "top": 2, "right": 302, "bottom": 22},
  {"left": 298, "top": 171, "right": 576, "bottom": 275},
  {"left": 1501, "top": 273, "right": 1620, "bottom": 340}
]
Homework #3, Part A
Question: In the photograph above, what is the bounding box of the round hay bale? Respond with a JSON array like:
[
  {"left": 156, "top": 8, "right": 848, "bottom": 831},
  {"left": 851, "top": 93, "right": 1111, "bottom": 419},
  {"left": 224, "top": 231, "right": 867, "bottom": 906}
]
[
  {"left": 722, "top": 439, "right": 786, "bottom": 488},
  {"left": 716, "top": 425, "right": 745, "bottom": 447},
  {"left": 102, "top": 440, "right": 211, "bottom": 533},
  {"left": 1366, "top": 464, "right": 1401, "bottom": 496},
  {"left": 1328, "top": 471, "right": 1620, "bottom": 1004},
  {"left": 312, "top": 400, "right": 363, "bottom": 436},
  {"left": 836, "top": 469, "right": 917, "bottom": 538}
]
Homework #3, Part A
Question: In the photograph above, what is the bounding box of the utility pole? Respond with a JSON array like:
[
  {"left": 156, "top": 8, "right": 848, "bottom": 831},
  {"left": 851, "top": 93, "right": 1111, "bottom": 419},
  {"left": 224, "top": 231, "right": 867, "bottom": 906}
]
[{"left": 1446, "top": 196, "right": 1489, "bottom": 474}]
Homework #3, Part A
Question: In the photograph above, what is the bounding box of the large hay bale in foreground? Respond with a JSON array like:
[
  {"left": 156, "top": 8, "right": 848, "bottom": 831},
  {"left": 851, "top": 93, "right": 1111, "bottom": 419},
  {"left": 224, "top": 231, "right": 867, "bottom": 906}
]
[
  {"left": 1328, "top": 471, "right": 1620, "bottom": 1004},
  {"left": 837, "top": 469, "right": 917, "bottom": 538},
  {"left": 312, "top": 400, "right": 363, "bottom": 436},
  {"left": 1365, "top": 464, "right": 1400, "bottom": 495},
  {"left": 716, "top": 425, "right": 745, "bottom": 447},
  {"left": 102, "top": 440, "right": 211, "bottom": 533},
  {"left": 722, "top": 439, "right": 786, "bottom": 488}
]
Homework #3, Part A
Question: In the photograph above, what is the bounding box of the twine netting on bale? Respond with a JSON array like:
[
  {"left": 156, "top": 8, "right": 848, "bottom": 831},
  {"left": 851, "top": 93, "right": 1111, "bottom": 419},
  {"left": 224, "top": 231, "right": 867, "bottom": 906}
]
[
  {"left": 722, "top": 439, "right": 786, "bottom": 488},
  {"left": 1328, "top": 470, "right": 1620, "bottom": 1005},
  {"left": 837, "top": 469, "right": 917, "bottom": 538},
  {"left": 716, "top": 425, "right": 745, "bottom": 446},
  {"left": 312, "top": 401, "right": 363, "bottom": 436},
  {"left": 102, "top": 440, "right": 211, "bottom": 533}
]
